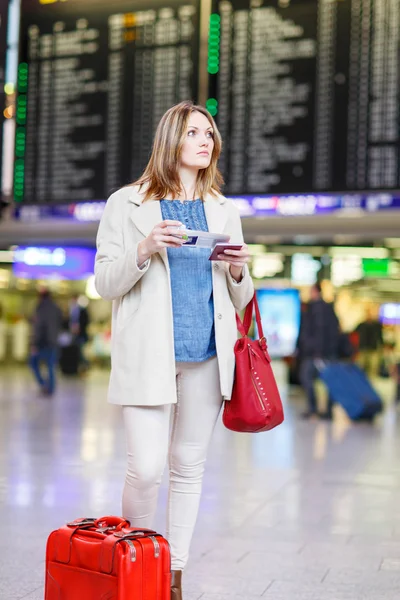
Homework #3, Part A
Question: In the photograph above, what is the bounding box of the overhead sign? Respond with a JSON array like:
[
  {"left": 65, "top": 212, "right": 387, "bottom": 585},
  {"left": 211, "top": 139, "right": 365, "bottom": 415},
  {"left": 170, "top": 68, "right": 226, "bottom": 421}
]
[
  {"left": 229, "top": 193, "right": 400, "bottom": 218},
  {"left": 14, "top": 192, "right": 400, "bottom": 222},
  {"left": 13, "top": 246, "right": 96, "bottom": 279},
  {"left": 362, "top": 258, "right": 390, "bottom": 278}
]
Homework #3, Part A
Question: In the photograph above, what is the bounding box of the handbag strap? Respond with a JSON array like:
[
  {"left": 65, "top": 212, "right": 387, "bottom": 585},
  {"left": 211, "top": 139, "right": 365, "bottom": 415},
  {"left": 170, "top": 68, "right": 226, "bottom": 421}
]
[{"left": 236, "top": 293, "right": 265, "bottom": 339}]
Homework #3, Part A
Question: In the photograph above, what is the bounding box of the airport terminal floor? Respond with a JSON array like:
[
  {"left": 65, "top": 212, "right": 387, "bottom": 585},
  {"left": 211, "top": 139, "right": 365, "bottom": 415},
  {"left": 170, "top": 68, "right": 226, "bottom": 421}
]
[{"left": 1, "top": 364, "right": 400, "bottom": 600}]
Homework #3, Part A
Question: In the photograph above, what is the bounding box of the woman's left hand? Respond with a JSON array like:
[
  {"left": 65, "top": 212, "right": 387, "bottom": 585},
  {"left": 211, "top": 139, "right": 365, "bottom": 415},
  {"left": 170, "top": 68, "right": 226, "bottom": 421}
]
[{"left": 217, "top": 243, "right": 251, "bottom": 282}]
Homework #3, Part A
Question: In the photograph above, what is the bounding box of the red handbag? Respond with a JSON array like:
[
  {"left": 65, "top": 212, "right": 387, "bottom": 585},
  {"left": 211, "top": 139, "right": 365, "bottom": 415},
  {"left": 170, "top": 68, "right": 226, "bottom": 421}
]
[{"left": 223, "top": 293, "right": 284, "bottom": 433}]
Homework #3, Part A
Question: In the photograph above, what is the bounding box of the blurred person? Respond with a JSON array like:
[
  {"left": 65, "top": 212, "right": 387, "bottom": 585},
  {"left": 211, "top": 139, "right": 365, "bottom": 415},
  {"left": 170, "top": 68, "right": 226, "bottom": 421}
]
[
  {"left": 290, "top": 301, "right": 308, "bottom": 385},
  {"left": 297, "top": 283, "right": 340, "bottom": 420},
  {"left": 29, "top": 290, "right": 62, "bottom": 396},
  {"left": 0, "top": 302, "right": 6, "bottom": 362},
  {"left": 95, "top": 101, "right": 253, "bottom": 599},
  {"left": 355, "top": 308, "right": 383, "bottom": 377},
  {"left": 69, "top": 294, "right": 90, "bottom": 371}
]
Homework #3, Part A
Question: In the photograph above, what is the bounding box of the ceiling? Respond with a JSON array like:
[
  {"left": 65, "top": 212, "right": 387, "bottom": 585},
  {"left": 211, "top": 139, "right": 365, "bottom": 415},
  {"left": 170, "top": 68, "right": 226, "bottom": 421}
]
[{"left": 241, "top": 210, "right": 400, "bottom": 244}]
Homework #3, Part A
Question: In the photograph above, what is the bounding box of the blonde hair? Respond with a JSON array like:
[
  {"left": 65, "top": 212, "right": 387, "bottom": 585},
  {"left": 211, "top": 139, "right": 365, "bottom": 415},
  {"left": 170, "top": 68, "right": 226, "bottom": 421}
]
[{"left": 133, "top": 101, "right": 223, "bottom": 202}]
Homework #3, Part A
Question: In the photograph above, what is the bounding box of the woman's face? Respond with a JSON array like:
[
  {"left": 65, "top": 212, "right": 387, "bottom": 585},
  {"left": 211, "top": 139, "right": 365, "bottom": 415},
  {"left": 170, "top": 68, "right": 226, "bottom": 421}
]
[{"left": 180, "top": 111, "right": 214, "bottom": 171}]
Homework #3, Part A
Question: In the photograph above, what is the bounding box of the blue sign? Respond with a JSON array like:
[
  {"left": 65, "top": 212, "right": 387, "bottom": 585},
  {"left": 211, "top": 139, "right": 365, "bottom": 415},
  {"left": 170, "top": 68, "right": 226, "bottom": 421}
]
[
  {"left": 14, "top": 202, "right": 106, "bottom": 222},
  {"left": 230, "top": 193, "right": 400, "bottom": 217},
  {"left": 13, "top": 246, "right": 96, "bottom": 280},
  {"left": 14, "top": 192, "right": 400, "bottom": 222},
  {"left": 256, "top": 289, "right": 301, "bottom": 358}
]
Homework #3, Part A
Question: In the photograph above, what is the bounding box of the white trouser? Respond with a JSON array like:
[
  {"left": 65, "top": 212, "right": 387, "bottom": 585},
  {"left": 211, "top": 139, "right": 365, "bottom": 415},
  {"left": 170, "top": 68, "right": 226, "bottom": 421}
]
[{"left": 122, "top": 356, "right": 223, "bottom": 570}]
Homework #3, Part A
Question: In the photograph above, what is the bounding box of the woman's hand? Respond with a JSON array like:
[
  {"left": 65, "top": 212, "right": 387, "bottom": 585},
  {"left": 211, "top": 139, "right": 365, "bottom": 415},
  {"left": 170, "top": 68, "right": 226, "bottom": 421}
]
[
  {"left": 137, "top": 220, "right": 185, "bottom": 266},
  {"left": 217, "top": 243, "right": 251, "bottom": 282}
]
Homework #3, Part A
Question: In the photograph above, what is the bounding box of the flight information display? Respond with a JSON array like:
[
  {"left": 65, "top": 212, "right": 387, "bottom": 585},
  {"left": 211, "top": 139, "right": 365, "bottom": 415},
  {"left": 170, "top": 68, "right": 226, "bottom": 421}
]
[
  {"left": 0, "top": 0, "right": 9, "bottom": 197},
  {"left": 209, "top": 0, "right": 400, "bottom": 195},
  {"left": 17, "top": 0, "right": 200, "bottom": 204}
]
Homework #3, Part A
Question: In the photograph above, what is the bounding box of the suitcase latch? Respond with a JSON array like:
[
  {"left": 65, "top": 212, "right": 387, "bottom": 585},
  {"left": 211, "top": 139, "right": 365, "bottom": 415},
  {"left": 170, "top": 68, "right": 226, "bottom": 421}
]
[
  {"left": 125, "top": 539, "right": 137, "bottom": 562},
  {"left": 150, "top": 536, "right": 160, "bottom": 558}
]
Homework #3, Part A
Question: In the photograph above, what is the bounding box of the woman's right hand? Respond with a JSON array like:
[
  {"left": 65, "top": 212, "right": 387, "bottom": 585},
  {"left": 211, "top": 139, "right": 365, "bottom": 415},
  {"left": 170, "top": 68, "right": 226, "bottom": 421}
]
[{"left": 137, "top": 220, "right": 185, "bottom": 266}]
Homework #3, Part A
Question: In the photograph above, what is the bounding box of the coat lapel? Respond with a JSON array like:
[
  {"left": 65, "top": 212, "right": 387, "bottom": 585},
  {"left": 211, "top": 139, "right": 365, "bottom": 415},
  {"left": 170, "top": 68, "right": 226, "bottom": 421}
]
[
  {"left": 204, "top": 194, "right": 228, "bottom": 234},
  {"left": 130, "top": 198, "right": 162, "bottom": 238},
  {"left": 129, "top": 193, "right": 169, "bottom": 270}
]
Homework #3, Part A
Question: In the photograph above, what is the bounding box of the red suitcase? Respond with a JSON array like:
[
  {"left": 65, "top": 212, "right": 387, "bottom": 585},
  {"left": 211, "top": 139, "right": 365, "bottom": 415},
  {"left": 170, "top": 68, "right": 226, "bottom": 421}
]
[{"left": 45, "top": 516, "right": 171, "bottom": 600}]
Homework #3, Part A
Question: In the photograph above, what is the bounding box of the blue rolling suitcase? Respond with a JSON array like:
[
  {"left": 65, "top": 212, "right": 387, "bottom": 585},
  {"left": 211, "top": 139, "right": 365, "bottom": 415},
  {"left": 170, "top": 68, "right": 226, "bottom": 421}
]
[{"left": 318, "top": 362, "right": 383, "bottom": 420}]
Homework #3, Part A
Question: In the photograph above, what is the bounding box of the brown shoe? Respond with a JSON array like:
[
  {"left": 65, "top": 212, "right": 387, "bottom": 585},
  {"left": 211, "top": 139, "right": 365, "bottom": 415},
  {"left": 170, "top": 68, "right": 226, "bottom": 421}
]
[{"left": 171, "top": 570, "right": 182, "bottom": 600}]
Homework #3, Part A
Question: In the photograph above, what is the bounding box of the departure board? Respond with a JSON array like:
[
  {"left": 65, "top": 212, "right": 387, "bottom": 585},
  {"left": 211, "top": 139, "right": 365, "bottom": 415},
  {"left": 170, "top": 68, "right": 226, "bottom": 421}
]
[
  {"left": 17, "top": 0, "right": 200, "bottom": 204},
  {"left": 210, "top": 0, "right": 400, "bottom": 195},
  {"left": 0, "top": 0, "right": 8, "bottom": 198}
]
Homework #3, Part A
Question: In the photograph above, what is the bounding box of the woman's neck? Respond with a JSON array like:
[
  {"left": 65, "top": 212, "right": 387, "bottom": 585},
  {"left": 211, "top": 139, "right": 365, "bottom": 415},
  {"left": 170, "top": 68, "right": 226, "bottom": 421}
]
[{"left": 175, "top": 167, "right": 198, "bottom": 201}]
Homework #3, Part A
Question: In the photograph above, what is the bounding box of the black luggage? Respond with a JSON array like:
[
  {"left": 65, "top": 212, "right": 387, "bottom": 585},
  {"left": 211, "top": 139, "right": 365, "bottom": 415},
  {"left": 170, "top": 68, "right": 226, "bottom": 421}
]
[{"left": 59, "top": 343, "right": 80, "bottom": 375}]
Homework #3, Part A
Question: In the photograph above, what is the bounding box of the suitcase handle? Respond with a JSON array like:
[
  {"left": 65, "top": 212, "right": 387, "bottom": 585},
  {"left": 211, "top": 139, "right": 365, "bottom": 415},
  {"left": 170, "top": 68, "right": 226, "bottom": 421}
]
[
  {"left": 67, "top": 516, "right": 132, "bottom": 534},
  {"left": 95, "top": 516, "right": 130, "bottom": 530},
  {"left": 67, "top": 516, "right": 131, "bottom": 529},
  {"left": 95, "top": 519, "right": 156, "bottom": 536}
]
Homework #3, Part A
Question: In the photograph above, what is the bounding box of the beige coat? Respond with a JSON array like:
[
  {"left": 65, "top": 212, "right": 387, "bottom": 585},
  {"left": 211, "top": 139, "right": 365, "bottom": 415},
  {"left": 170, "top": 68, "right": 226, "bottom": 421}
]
[{"left": 94, "top": 185, "right": 254, "bottom": 406}]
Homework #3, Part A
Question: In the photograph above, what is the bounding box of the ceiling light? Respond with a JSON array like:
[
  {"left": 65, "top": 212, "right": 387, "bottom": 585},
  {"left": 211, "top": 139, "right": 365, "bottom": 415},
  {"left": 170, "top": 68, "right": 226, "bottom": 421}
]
[{"left": 329, "top": 246, "right": 388, "bottom": 258}]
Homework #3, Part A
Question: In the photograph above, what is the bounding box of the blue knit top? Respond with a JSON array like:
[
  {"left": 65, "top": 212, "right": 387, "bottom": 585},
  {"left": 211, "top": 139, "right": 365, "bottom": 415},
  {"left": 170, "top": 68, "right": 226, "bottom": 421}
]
[{"left": 160, "top": 199, "right": 216, "bottom": 362}]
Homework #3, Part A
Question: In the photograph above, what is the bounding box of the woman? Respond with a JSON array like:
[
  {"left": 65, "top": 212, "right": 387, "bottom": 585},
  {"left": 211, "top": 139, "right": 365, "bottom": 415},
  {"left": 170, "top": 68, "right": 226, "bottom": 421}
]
[{"left": 95, "top": 101, "right": 254, "bottom": 599}]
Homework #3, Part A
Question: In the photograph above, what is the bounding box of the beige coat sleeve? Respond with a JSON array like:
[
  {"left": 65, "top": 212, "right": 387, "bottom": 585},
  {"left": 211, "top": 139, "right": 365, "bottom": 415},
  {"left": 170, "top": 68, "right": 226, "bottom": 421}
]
[
  {"left": 94, "top": 192, "right": 151, "bottom": 301},
  {"left": 224, "top": 201, "right": 254, "bottom": 311}
]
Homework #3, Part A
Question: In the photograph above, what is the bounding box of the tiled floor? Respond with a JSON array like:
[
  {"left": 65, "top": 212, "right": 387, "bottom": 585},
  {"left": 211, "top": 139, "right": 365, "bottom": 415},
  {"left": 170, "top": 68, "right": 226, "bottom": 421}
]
[{"left": 1, "top": 365, "right": 400, "bottom": 599}]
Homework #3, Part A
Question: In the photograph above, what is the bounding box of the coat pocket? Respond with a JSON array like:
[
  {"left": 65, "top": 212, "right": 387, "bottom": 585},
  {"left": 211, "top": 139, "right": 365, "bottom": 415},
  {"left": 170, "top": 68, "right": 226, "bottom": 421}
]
[{"left": 116, "top": 284, "right": 141, "bottom": 332}]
